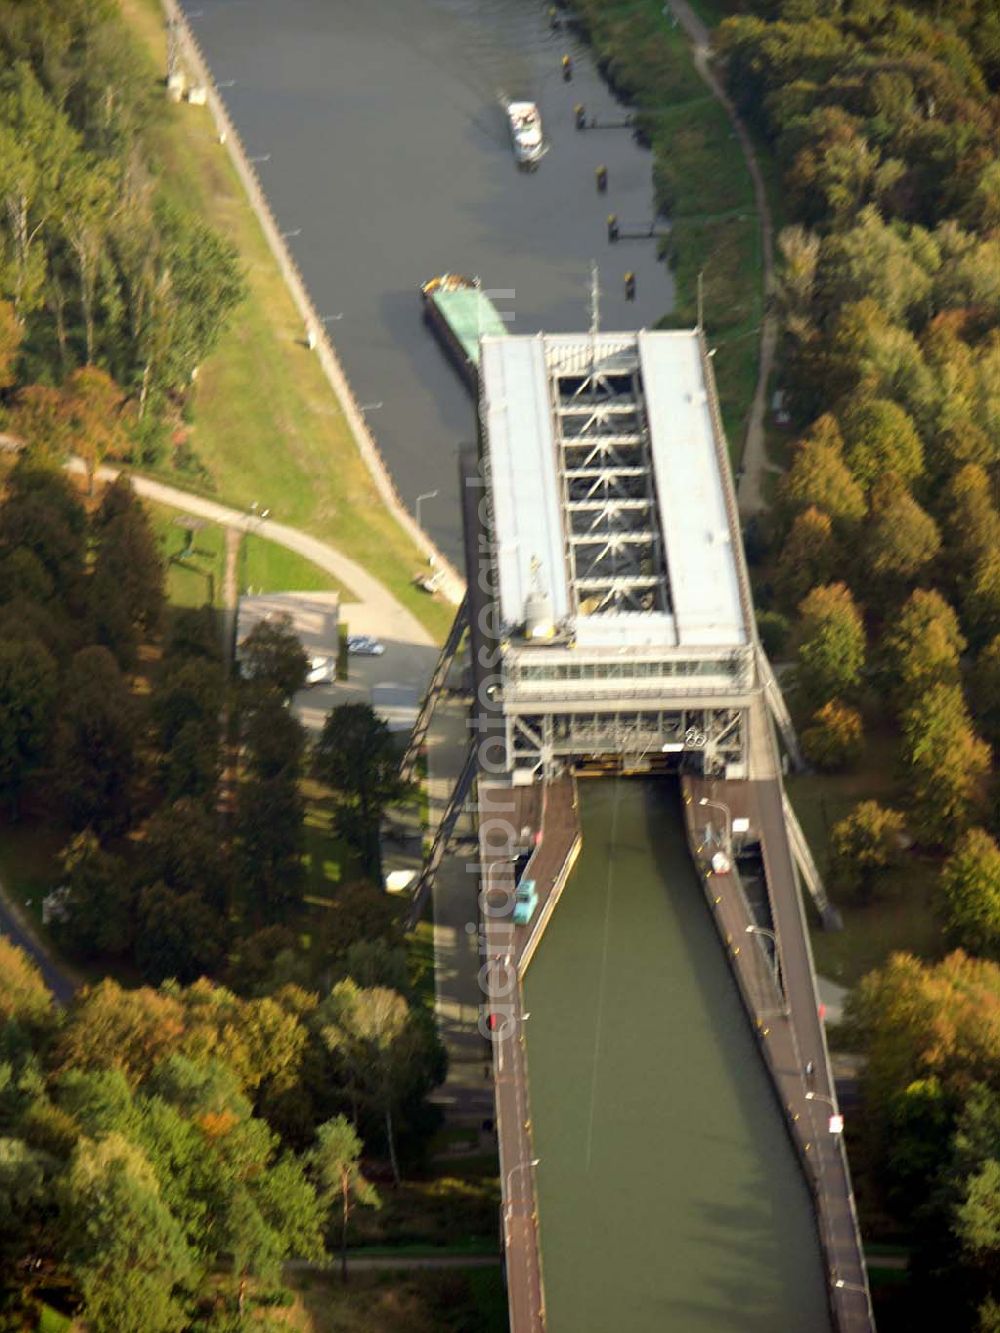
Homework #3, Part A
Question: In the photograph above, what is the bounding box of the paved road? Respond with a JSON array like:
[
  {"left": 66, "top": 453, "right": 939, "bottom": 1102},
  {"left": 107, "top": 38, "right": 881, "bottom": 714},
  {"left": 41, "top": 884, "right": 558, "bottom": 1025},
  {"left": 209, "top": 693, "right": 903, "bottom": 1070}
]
[
  {"left": 665, "top": 0, "right": 779, "bottom": 515},
  {"left": 285, "top": 1253, "right": 499, "bottom": 1274},
  {"left": 0, "top": 874, "right": 78, "bottom": 1005}
]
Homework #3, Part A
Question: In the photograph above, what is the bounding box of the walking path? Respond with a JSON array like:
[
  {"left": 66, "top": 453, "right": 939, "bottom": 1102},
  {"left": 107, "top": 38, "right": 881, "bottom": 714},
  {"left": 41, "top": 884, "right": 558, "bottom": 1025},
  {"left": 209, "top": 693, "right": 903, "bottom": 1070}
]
[
  {"left": 665, "top": 0, "right": 778, "bottom": 515},
  {"left": 67, "top": 459, "right": 437, "bottom": 647}
]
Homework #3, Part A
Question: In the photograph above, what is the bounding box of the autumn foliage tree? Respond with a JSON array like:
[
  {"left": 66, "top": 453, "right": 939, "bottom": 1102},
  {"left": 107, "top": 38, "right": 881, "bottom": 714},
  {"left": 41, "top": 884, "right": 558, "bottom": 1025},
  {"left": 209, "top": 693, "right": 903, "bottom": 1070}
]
[
  {"left": 901, "top": 684, "right": 991, "bottom": 846},
  {"left": 795, "top": 582, "right": 866, "bottom": 708},
  {"left": 940, "top": 829, "right": 1000, "bottom": 959},
  {"left": 801, "top": 699, "right": 864, "bottom": 771},
  {"left": 829, "top": 801, "right": 906, "bottom": 902}
]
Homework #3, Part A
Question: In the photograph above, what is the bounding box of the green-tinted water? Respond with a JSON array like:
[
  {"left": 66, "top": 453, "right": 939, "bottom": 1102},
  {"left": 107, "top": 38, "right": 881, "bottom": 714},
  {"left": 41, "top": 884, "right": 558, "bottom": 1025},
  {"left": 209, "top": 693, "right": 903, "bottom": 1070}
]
[{"left": 523, "top": 779, "right": 831, "bottom": 1332}]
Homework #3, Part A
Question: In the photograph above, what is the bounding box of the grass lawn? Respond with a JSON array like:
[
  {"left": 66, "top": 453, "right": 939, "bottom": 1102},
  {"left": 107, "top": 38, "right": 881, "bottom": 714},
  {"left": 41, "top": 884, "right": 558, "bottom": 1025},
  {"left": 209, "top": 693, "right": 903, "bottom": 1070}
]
[
  {"left": 117, "top": 0, "right": 452, "bottom": 644},
  {"left": 282, "top": 1266, "right": 507, "bottom": 1333},
  {"left": 407, "top": 917, "right": 436, "bottom": 1013},
  {"left": 148, "top": 500, "right": 347, "bottom": 607},
  {"left": 786, "top": 730, "right": 947, "bottom": 988},
  {"left": 575, "top": 0, "right": 762, "bottom": 446}
]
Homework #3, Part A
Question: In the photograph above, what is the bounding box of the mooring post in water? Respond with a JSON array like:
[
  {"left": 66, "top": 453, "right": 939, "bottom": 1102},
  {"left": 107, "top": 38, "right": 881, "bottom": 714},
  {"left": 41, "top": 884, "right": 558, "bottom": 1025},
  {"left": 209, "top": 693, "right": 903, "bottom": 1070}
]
[
  {"left": 624, "top": 271, "right": 636, "bottom": 301},
  {"left": 595, "top": 164, "right": 608, "bottom": 193},
  {"left": 561, "top": 53, "right": 572, "bottom": 81},
  {"left": 607, "top": 213, "right": 619, "bottom": 242},
  {"left": 574, "top": 103, "right": 586, "bottom": 130},
  {"left": 549, "top": 5, "right": 560, "bottom": 28}
]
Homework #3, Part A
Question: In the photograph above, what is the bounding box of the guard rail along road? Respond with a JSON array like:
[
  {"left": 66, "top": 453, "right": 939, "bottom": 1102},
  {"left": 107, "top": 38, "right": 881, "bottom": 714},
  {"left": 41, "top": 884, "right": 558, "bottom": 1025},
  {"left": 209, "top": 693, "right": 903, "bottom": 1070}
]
[{"left": 159, "top": 0, "right": 464, "bottom": 607}]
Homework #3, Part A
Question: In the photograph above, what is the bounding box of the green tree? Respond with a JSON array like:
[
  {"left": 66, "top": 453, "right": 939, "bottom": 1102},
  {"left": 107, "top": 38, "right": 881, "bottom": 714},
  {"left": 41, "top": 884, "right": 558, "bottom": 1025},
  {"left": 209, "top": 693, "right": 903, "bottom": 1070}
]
[
  {"left": 795, "top": 582, "right": 866, "bottom": 708},
  {"left": 314, "top": 703, "right": 411, "bottom": 882},
  {"left": 53, "top": 645, "right": 137, "bottom": 834},
  {"left": 829, "top": 801, "right": 906, "bottom": 902},
  {"left": 63, "top": 1132, "right": 196, "bottom": 1333},
  {"left": 88, "top": 477, "right": 163, "bottom": 668},
  {"left": 237, "top": 697, "right": 306, "bottom": 926},
  {"left": 901, "top": 683, "right": 991, "bottom": 846},
  {"left": 8, "top": 383, "right": 69, "bottom": 463},
  {"left": 882, "top": 589, "right": 966, "bottom": 711},
  {"left": 971, "top": 636, "right": 1000, "bottom": 745},
  {"left": 840, "top": 397, "right": 925, "bottom": 490},
  {"left": 955, "top": 1159, "right": 1000, "bottom": 1273},
  {"left": 863, "top": 474, "right": 941, "bottom": 593},
  {"left": 816, "top": 205, "right": 938, "bottom": 325},
  {"left": 318, "top": 980, "right": 442, "bottom": 1185},
  {"left": 0, "top": 635, "right": 56, "bottom": 816},
  {"left": 0, "top": 459, "right": 87, "bottom": 612},
  {"left": 56, "top": 151, "right": 116, "bottom": 364},
  {"left": 134, "top": 884, "right": 227, "bottom": 986},
  {"left": 59, "top": 831, "right": 131, "bottom": 957},
  {"left": 134, "top": 799, "right": 231, "bottom": 915},
  {"left": 0, "top": 63, "right": 76, "bottom": 318},
  {"left": 940, "top": 829, "right": 1000, "bottom": 958},
  {"left": 306, "top": 1115, "right": 380, "bottom": 1279},
  {"left": 239, "top": 614, "right": 308, "bottom": 702},
  {"left": 942, "top": 464, "right": 1000, "bottom": 581},
  {"left": 773, "top": 506, "right": 837, "bottom": 611},
  {"left": 62, "top": 365, "right": 128, "bottom": 492},
  {"left": 0, "top": 937, "right": 52, "bottom": 1030},
  {"left": 779, "top": 414, "right": 866, "bottom": 525},
  {"left": 800, "top": 699, "right": 864, "bottom": 771},
  {"left": 151, "top": 657, "right": 224, "bottom": 751}
]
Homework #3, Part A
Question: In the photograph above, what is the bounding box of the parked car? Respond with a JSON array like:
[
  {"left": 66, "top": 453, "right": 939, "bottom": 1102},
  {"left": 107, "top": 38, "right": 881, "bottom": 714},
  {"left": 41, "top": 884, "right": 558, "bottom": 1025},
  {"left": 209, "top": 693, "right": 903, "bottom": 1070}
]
[
  {"left": 346, "top": 634, "right": 385, "bottom": 657},
  {"left": 512, "top": 879, "right": 538, "bottom": 926},
  {"left": 304, "top": 654, "right": 336, "bottom": 686}
]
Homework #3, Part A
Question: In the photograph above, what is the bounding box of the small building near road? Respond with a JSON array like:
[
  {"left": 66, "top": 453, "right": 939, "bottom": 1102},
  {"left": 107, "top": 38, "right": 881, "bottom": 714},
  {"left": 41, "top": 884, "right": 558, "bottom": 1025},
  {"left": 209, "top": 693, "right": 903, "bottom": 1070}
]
[{"left": 236, "top": 592, "right": 340, "bottom": 678}]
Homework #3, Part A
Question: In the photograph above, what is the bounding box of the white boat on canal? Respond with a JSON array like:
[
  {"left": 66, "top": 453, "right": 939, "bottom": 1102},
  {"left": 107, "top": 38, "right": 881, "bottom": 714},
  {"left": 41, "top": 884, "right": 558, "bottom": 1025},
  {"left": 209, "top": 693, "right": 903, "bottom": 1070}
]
[{"left": 507, "top": 100, "right": 545, "bottom": 166}]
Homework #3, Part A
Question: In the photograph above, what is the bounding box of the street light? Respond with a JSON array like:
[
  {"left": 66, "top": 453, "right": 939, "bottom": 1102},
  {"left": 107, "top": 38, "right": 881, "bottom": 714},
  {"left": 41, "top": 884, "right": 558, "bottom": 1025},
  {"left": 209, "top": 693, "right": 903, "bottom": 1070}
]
[
  {"left": 416, "top": 489, "right": 439, "bottom": 527},
  {"left": 745, "top": 923, "right": 781, "bottom": 991},
  {"left": 806, "top": 1090, "right": 844, "bottom": 1135},
  {"left": 505, "top": 1158, "right": 540, "bottom": 1218},
  {"left": 698, "top": 795, "right": 732, "bottom": 855}
]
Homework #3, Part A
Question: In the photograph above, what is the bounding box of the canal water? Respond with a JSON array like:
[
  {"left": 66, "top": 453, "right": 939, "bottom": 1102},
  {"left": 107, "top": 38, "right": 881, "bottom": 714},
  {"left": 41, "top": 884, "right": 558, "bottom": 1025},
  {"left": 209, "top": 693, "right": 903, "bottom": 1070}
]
[
  {"left": 523, "top": 779, "right": 831, "bottom": 1333},
  {"left": 181, "top": 0, "right": 675, "bottom": 560}
]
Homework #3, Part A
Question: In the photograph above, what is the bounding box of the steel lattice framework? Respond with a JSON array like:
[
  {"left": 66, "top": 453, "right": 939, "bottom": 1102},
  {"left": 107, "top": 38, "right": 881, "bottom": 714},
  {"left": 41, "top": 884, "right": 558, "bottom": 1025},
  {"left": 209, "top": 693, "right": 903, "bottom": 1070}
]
[{"left": 550, "top": 346, "right": 670, "bottom": 617}]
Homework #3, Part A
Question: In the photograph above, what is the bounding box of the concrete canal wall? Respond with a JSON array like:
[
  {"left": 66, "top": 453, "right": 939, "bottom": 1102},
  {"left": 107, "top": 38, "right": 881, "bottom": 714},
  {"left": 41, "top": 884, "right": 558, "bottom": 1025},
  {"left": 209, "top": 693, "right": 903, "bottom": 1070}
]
[{"left": 158, "top": 0, "right": 464, "bottom": 605}]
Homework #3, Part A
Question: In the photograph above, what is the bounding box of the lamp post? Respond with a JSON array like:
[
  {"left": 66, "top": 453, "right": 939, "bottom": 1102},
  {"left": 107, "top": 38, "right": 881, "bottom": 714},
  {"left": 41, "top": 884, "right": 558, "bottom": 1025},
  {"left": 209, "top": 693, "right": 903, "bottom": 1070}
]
[
  {"left": 698, "top": 795, "right": 732, "bottom": 856},
  {"left": 833, "top": 1279, "right": 867, "bottom": 1293},
  {"left": 745, "top": 923, "right": 781, "bottom": 992},
  {"left": 416, "top": 489, "right": 439, "bottom": 528},
  {"left": 505, "top": 1158, "right": 540, "bottom": 1220},
  {"left": 806, "top": 1090, "right": 844, "bottom": 1135}
]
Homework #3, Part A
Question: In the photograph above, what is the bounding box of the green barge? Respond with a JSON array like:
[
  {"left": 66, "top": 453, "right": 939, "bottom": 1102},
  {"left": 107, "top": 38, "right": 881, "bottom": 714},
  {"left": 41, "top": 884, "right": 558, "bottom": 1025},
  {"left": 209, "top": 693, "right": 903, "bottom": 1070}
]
[{"left": 420, "top": 274, "right": 507, "bottom": 390}]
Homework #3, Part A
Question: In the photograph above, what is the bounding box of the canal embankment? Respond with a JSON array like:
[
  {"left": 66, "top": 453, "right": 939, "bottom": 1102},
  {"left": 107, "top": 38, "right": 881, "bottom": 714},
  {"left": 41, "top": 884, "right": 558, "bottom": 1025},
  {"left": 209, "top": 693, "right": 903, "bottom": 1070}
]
[
  {"left": 152, "top": 0, "right": 463, "bottom": 602},
  {"left": 118, "top": 0, "right": 457, "bottom": 640}
]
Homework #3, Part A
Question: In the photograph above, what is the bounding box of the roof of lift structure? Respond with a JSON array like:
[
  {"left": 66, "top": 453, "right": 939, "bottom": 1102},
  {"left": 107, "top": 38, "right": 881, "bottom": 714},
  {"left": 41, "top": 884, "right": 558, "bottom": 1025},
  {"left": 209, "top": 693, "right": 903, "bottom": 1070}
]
[{"left": 479, "top": 329, "right": 748, "bottom": 651}]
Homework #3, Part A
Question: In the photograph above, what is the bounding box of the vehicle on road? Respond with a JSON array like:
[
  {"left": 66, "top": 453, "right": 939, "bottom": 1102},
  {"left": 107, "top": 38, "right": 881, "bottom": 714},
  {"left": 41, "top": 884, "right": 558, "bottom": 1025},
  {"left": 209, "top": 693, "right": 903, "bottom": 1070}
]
[
  {"left": 305, "top": 654, "right": 337, "bottom": 686},
  {"left": 512, "top": 878, "right": 538, "bottom": 925},
  {"left": 347, "top": 634, "right": 385, "bottom": 656}
]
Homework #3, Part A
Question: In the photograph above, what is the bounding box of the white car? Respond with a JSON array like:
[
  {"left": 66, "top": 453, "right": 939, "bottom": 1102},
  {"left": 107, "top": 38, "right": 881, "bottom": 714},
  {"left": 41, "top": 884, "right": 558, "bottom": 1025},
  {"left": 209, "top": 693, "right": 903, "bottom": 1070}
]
[
  {"left": 347, "top": 634, "right": 385, "bottom": 657},
  {"left": 305, "top": 655, "right": 337, "bottom": 686}
]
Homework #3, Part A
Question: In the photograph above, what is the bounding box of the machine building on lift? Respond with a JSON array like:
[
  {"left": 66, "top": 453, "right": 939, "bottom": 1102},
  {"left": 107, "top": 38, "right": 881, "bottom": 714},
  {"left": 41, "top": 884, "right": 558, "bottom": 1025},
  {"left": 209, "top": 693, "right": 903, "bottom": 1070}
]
[{"left": 474, "top": 328, "right": 758, "bottom": 781}]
